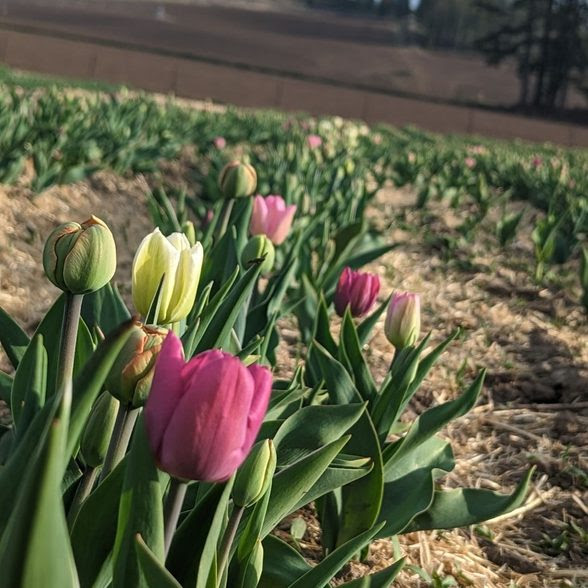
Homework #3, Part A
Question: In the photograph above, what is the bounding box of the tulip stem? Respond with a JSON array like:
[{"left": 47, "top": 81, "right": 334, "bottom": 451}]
[
  {"left": 56, "top": 292, "right": 83, "bottom": 394},
  {"left": 217, "top": 198, "right": 235, "bottom": 240},
  {"left": 67, "top": 466, "right": 99, "bottom": 529},
  {"left": 217, "top": 505, "right": 245, "bottom": 583},
  {"left": 163, "top": 478, "right": 188, "bottom": 556},
  {"left": 98, "top": 404, "right": 139, "bottom": 484}
]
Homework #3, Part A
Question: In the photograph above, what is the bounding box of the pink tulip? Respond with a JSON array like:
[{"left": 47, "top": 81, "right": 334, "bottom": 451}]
[
  {"left": 532, "top": 156, "right": 543, "bottom": 168},
  {"left": 464, "top": 157, "right": 476, "bottom": 169},
  {"left": 250, "top": 195, "right": 297, "bottom": 245},
  {"left": 307, "top": 134, "right": 322, "bottom": 149},
  {"left": 213, "top": 136, "right": 226, "bottom": 149},
  {"left": 145, "top": 333, "right": 272, "bottom": 482},
  {"left": 384, "top": 291, "right": 420, "bottom": 349},
  {"left": 334, "top": 267, "right": 380, "bottom": 318}
]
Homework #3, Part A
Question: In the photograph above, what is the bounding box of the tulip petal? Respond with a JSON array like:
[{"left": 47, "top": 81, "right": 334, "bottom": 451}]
[
  {"left": 159, "top": 354, "right": 254, "bottom": 481},
  {"left": 164, "top": 242, "right": 203, "bottom": 324},
  {"left": 144, "top": 332, "right": 185, "bottom": 457},
  {"left": 249, "top": 196, "right": 269, "bottom": 237},
  {"left": 132, "top": 229, "right": 179, "bottom": 320},
  {"left": 243, "top": 364, "right": 272, "bottom": 451}
]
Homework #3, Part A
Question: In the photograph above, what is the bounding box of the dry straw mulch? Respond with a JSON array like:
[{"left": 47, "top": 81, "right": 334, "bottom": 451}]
[{"left": 1, "top": 167, "right": 587, "bottom": 587}]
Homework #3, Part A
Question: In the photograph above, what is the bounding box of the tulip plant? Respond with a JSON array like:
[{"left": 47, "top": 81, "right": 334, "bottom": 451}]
[{"left": 0, "top": 78, "right": 563, "bottom": 585}]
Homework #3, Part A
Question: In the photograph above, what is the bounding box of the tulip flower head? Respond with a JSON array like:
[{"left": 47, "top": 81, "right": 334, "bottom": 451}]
[
  {"left": 213, "top": 136, "right": 226, "bottom": 149},
  {"left": 307, "top": 134, "right": 322, "bottom": 149},
  {"left": 384, "top": 291, "right": 421, "bottom": 350},
  {"left": 250, "top": 195, "right": 297, "bottom": 246},
  {"left": 334, "top": 267, "right": 380, "bottom": 318},
  {"left": 43, "top": 215, "right": 117, "bottom": 294},
  {"left": 218, "top": 160, "right": 257, "bottom": 199},
  {"left": 145, "top": 333, "right": 272, "bottom": 482},
  {"left": 132, "top": 228, "right": 203, "bottom": 325},
  {"left": 106, "top": 323, "right": 168, "bottom": 408}
]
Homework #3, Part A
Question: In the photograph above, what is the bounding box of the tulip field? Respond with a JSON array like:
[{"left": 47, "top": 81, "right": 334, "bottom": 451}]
[{"left": 0, "top": 71, "right": 587, "bottom": 588}]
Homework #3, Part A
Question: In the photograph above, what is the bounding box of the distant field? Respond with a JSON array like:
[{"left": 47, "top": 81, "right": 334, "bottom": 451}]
[{"left": 1, "top": 0, "right": 585, "bottom": 110}]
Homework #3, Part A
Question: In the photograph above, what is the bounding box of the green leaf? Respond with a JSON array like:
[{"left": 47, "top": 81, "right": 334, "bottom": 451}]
[
  {"left": 167, "top": 484, "right": 225, "bottom": 587},
  {"left": 312, "top": 341, "right": 360, "bottom": 405},
  {"left": 274, "top": 403, "right": 366, "bottom": 466},
  {"left": 0, "top": 371, "right": 13, "bottom": 404},
  {"left": 289, "top": 522, "right": 386, "bottom": 588},
  {"left": 357, "top": 295, "right": 391, "bottom": 345},
  {"left": 0, "top": 304, "right": 29, "bottom": 369},
  {"left": 262, "top": 437, "right": 350, "bottom": 537},
  {"left": 259, "top": 535, "right": 311, "bottom": 588},
  {"left": 0, "top": 395, "right": 78, "bottom": 586},
  {"left": 406, "top": 468, "right": 535, "bottom": 532},
  {"left": 290, "top": 461, "right": 372, "bottom": 513},
  {"left": 338, "top": 558, "right": 405, "bottom": 587},
  {"left": 71, "top": 458, "right": 125, "bottom": 585},
  {"left": 377, "top": 436, "right": 454, "bottom": 538},
  {"left": 11, "top": 334, "right": 47, "bottom": 433},
  {"left": 340, "top": 310, "right": 377, "bottom": 402},
  {"left": 405, "top": 330, "right": 459, "bottom": 399},
  {"left": 336, "top": 410, "right": 383, "bottom": 547},
  {"left": 194, "top": 262, "right": 262, "bottom": 353},
  {"left": 186, "top": 267, "right": 239, "bottom": 356},
  {"left": 385, "top": 371, "right": 484, "bottom": 467},
  {"left": 135, "top": 534, "right": 182, "bottom": 588},
  {"left": 81, "top": 282, "right": 131, "bottom": 335},
  {"left": 196, "top": 477, "right": 235, "bottom": 588},
  {"left": 67, "top": 319, "right": 136, "bottom": 458},
  {"left": 313, "top": 295, "right": 338, "bottom": 357},
  {"left": 112, "top": 418, "right": 166, "bottom": 588}
]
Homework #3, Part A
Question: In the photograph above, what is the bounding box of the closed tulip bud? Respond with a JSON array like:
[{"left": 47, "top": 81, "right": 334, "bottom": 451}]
[
  {"left": 233, "top": 439, "right": 276, "bottom": 508},
  {"left": 80, "top": 392, "right": 120, "bottom": 468},
  {"left": 239, "top": 541, "right": 264, "bottom": 588},
  {"left": 42, "top": 215, "right": 116, "bottom": 294},
  {"left": 334, "top": 267, "right": 380, "bottom": 318},
  {"left": 250, "top": 195, "right": 297, "bottom": 246},
  {"left": 132, "top": 228, "right": 203, "bottom": 324},
  {"left": 145, "top": 333, "right": 272, "bottom": 482},
  {"left": 218, "top": 160, "right": 257, "bottom": 199},
  {"left": 241, "top": 235, "right": 275, "bottom": 274},
  {"left": 106, "top": 323, "right": 167, "bottom": 407},
  {"left": 384, "top": 291, "right": 421, "bottom": 349}
]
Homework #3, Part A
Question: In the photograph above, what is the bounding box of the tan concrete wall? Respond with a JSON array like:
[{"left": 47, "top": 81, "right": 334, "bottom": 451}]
[{"left": 1, "top": 29, "right": 585, "bottom": 147}]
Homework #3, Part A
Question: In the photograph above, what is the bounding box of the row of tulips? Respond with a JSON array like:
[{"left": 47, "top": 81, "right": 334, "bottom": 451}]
[
  {"left": 1, "top": 80, "right": 584, "bottom": 305},
  {"left": 8, "top": 157, "right": 538, "bottom": 586},
  {"left": 0, "top": 98, "right": 539, "bottom": 585}
]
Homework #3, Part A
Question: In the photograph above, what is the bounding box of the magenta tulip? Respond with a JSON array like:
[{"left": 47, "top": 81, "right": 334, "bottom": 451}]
[
  {"left": 250, "top": 195, "right": 297, "bottom": 245},
  {"left": 334, "top": 267, "right": 380, "bottom": 318},
  {"left": 145, "top": 333, "right": 272, "bottom": 482}
]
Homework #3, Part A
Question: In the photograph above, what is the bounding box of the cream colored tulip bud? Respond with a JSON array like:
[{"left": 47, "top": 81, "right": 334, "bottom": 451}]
[{"left": 132, "top": 228, "right": 203, "bottom": 324}]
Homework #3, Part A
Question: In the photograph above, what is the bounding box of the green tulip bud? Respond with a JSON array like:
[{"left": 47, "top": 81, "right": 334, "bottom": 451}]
[
  {"left": 106, "top": 323, "right": 168, "bottom": 408},
  {"left": 218, "top": 160, "right": 257, "bottom": 199},
  {"left": 241, "top": 235, "right": 275, "bottom": 275},
  {"left": 80, "top": 392, "right": 120, "bottom": 468},
  {"left": 233, "top": 439, "right": 276, "bottom": 508},
  {"left": 42, "top": 215, "right": 117, "bottom": 294},
  {"left": 239, "top": 540, "right": 263, "bottom": 588}
]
